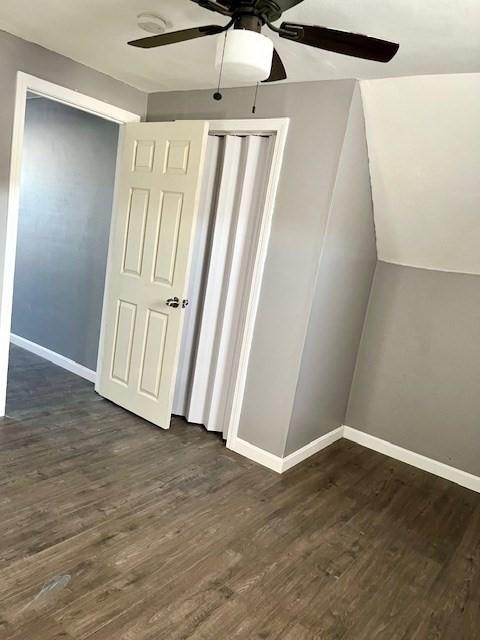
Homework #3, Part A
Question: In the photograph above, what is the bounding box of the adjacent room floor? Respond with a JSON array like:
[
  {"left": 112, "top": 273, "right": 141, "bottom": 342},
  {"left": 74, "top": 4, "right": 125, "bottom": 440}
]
[{"left": 1, "top": 345, "right": 479, "bottom": 639}]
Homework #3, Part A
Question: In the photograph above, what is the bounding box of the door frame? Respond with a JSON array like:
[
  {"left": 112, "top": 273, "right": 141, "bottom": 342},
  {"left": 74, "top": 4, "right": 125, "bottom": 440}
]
[
  {"left": 0, "top": 71, "right": 141, "bottom": 416},
  {"left": 205, "top": 119, "right": 289, "bottom": 448}
]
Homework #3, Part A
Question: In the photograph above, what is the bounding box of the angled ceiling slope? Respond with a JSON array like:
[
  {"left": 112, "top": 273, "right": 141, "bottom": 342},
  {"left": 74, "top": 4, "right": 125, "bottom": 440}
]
[{"left": 362, "top": 73, "right": 480, "bottom": 275}]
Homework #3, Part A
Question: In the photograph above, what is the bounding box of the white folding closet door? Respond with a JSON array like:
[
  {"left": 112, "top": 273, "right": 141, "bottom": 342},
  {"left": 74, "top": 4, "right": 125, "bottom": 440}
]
[
  {"left": 186, "top": 135, "right": 244, "bottom": 424},
  {"left": 206, "top": 135, "right": 272, "bottom": 436},
  {"left": 172, "top": 136, "right": 221, "bottom": 416},
  {"left": 174, "top": 133, "right": 273, "bottom": 435}
]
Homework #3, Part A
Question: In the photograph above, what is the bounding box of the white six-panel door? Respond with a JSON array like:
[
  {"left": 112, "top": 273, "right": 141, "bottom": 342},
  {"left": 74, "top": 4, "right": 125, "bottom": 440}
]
[{"left": 96, "top": 121, "right": 208, "bottom": 428}]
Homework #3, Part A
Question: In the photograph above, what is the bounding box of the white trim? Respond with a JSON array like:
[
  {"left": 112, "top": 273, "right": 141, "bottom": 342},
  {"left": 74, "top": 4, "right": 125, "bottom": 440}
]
[
  {"left": 343, "top": 426, "right": 480, "bottom": 493},
  {"left": 17, "top": 73, "right": 141, "bottom": 124},
  {"left": 229, "top": 426, "right": 343, "bottom": 474},
  {"left": 209, "top": 118, "right": 289, "bottom": 137},
  {"left": 229, "top": 436, "right": 284, "bottom": 473},
  {"left": 10, "top": 334, "right": 96, "bottom": 383},
  {"left": 0, "top": 72, "right": 141, "bottom": 416},
  {"left": 95, "top": 126, "right": 126, "bottom": 387},
  {"left": 280, "top": 427, "right": 344, "bottom": 472},
  {"left": 205, "top": 119, "right": 290, "bottom": 449},
  {"left": 231, "top": 424, "right": 480, "bottom": 491}
]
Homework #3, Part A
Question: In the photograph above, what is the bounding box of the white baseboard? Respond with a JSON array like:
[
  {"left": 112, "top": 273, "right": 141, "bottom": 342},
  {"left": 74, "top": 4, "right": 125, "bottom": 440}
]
[
  {"left": 228, "top": 436, "right": 284, "bottom": 473},
  {"left": 281, "top": 426, "right": 344, "bottom": 472},
  {"left": 228, "top": 426, "right": 344, "bottom": 474},
  {"left": 10, "top": 333, "right": 96, "bottom": 383},
  {"left": 343, "top": 426, "right": 480, "bottom": 493},
  {"left": 230, "top": 426, "right": 480, "bottom": 492}
]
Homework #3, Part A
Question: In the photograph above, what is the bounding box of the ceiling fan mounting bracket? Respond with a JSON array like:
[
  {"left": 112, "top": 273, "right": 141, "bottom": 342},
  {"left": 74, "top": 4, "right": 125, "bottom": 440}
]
[
  {"left": 195, "top": 0, "right": 285, "bottom": 23},
  {"left": 233, "top": 0, "right": 284, "bottom": 23},
  {"left": 234, "top": 14, "right": 263, "bottom": 32}
]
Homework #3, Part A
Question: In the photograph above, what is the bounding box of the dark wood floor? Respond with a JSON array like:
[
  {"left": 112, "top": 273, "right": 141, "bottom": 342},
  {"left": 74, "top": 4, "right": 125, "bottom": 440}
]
[{"left": 1, "top": 345, "right": 479, "bottom": 639}]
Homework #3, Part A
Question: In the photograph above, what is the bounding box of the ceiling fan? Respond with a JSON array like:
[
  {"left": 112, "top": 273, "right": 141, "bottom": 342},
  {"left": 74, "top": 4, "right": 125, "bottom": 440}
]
[{"left": 128, "top": 0, "right": 399, "bottom": 84}]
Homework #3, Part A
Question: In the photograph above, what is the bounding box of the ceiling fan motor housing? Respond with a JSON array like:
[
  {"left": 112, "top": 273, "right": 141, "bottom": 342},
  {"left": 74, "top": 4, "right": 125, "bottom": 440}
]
[
  {"left": 234, "top": 14, "right": 263, "bottom": 32},
  {"left": 219, "top": 0, "right": 286, "bottom": 23}
]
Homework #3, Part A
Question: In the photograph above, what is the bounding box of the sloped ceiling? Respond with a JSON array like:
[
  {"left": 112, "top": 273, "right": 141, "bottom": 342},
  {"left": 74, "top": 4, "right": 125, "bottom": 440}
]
[
  {"left": 362, "top": 73, "right": 480, "bottom": 274},
  {"left": 0, "top": 0, "right": 479, "bottom": 92}
]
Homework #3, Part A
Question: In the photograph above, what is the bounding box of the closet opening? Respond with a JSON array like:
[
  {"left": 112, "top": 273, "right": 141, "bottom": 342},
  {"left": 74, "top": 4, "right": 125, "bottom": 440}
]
[
  {"left": 94, "top": 116, "right": 289, "bottom": 442},
  {"left": 173, "top": 132, "right": 274, "bottom": 440}
]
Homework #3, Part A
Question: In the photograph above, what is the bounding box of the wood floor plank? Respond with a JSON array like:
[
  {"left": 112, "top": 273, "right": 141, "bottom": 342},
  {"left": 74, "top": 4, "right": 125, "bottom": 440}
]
[{"left": 1, "top": 344, "right": 479, "bottom": 639}]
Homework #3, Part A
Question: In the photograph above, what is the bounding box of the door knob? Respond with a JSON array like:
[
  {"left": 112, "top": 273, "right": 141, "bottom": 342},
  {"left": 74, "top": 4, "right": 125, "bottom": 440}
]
[{"left": 166, "top": 297, "right": 180, "bottom": 308}]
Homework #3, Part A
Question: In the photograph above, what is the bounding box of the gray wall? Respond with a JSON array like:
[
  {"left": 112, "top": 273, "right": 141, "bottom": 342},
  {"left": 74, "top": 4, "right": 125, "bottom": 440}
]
[
  {"left": 148, "top": 80, "right": 356, "bottom": 456},
  {"left": 286, "top": 86, "right": 376, "bottom": 455},
  {"left": 0, "top": 30, "right": 146, "bottom": 365},
  {"left": 12, "top": 97, "right": 119, "bottom": 370},
  {"left": 346, "top": 261, "right": 480, "bottom": 476}
]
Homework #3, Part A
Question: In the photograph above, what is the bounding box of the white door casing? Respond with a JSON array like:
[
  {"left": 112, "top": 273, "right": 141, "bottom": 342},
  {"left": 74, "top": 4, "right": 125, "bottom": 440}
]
[{"left": 96, "top": 120, "right": 209, "bottom": 428}]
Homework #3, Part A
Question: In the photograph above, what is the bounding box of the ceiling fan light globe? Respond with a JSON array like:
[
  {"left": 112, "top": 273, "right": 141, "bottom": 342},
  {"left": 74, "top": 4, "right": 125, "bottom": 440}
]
[{"left": 215, "top": 30, "right": 274, "bottom": 83}]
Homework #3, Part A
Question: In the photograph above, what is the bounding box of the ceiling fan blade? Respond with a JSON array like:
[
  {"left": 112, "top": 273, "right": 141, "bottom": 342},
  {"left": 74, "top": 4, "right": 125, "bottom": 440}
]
[
  {"left": 262, "top": 49, "right": 287, "bottom": 83},
  {"left": 190, "top": 1, "right": 233, "bottom": 17},
  {"left": 279, "top": 23, "right": 399, "bottom": 62},
  {"left": 128, "top": 25, "right": 225, "bottom": 49},
  {"left": 275, "top": 0, "right": 305, "bottom": 11}
]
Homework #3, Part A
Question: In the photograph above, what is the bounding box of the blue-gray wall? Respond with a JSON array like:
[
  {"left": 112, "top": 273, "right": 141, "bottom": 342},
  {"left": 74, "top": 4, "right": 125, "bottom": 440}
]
[
  {"left": 0, "top": 31, "right": 146, "bottom": 375},
  {"left": 12, "top": 96, "right": 119, "bottom": 371}
]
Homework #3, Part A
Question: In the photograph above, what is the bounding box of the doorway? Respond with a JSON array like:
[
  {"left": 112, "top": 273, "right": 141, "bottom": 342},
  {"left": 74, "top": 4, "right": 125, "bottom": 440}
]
[
  {"left": 7, "top": 92, "right": 120, "bottom": 413},
  {"left": 1, "top": 72, "right": 140, "bottom": 417},
  {"left": 9, "top": 92, "right": 119, "bottom": 382}
]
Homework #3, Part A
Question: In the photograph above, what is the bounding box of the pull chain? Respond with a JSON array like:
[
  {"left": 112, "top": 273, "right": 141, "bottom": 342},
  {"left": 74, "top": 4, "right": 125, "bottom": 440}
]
[
  {"left": 213, "top": 32, "right": 227, "bottom": 102},
  {"left": 252, "top": 82, "right": 260, "bottom": 114}
]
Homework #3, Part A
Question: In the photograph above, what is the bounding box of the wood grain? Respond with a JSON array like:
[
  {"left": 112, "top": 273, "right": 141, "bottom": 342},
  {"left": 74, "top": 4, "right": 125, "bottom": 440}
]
[{"left": 1, "top": 344, "right": 479, "bottom": 639}]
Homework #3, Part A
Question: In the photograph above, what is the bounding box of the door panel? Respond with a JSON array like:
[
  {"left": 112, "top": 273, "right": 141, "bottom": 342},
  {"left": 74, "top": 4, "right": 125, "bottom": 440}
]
[
  {"left": 96, "top": 121, "right": 208, "bottom": 428},
  {"left": 122, "top": 188, "right": 150, "bottom": 276},
  {"left": 153, "top": 191, "right": 184, "bottom": 285},
  {"left": 138, "top": 309, "right": 168, "bottom": 399},
  {"left": 111, "top": 300, "right": 137, "bottom": 385}
]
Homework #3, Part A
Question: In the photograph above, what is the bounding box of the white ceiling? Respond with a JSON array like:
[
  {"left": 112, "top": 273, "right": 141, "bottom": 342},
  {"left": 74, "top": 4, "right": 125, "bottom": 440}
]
[
  {"left": 0, "top": 0, "right": 479, "bottom": 92},
  {"left": 362, "top": 73, "right": 480, "bottom": 275}
]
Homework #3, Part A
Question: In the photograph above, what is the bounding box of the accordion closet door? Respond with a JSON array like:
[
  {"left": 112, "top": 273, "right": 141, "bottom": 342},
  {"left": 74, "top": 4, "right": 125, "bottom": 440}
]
[{"left": 173, "top": 132, "right": 273, "bottom": 438}]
